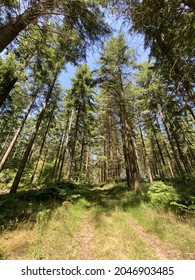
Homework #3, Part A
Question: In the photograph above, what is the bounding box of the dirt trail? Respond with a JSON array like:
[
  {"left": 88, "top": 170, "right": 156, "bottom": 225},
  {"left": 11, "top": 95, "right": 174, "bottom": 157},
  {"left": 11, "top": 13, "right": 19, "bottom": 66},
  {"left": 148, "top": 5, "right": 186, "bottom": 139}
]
[
  {"left": 73, "top": 213, "right": 95, "bottom": 260},
  {"left": 128, "top": 215, "right": 182, "bottom": 260},
  {"left": 71, "top": 209, "right": 182, "bottom": 260}
]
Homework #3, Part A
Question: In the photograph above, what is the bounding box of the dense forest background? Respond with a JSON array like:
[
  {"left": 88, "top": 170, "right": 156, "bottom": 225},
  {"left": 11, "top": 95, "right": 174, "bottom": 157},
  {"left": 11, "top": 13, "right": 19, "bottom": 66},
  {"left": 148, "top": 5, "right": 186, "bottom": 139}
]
[{"left": 0, "top": 0, "right": 195, "bottom": 260}]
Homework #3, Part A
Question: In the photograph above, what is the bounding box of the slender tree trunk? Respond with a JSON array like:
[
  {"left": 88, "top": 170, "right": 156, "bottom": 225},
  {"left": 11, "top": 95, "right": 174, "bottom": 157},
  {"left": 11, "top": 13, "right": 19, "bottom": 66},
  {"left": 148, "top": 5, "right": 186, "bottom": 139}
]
[
  {"left": 103, "top": 138, "right": 107, "bottom": 181},
  {"left": 68, "top": 106, "right": 81, "bottom": 179},
  {"left": 151, "top": 122, "right": 166, "bottom": 167},
  {"left": 163, "top": 116, "right": 185, "bottom": 177},
  {"left": 120, "top": 74, "right": 141, "bottom": 192},
  {"left": 99, "top": 165, "right": 102, "bottom": 182},
  {"left": 0, "top": 0, "right": 57, "bottom": 53},
  {"left": 38, "top": 148, "right": 48, "bottom": 183},
  {"left": 109, "top": 145, "right": 114, "bottom": 179},
  {"left": 174, "top": 135, "right": 191, "bottom": 173},
  {"left": 0, "top": 94, "right": 37, "bottom": 172},
  {"left": 127, "top": 129, "right": 141, "bottom": 193},
  {"left": 29, "top": 110, "right": 54, "bottom": 185},
  {"left": 0, "top": 133, "right": 12, "bottom": 155},
  {"left": 138, "top": 121, "right": 153, "bottom": 183},
  {"left": 119, "top": 113, "right": 133, "bottom": 190},
  {"left": 125, "top": 118, "right": 141, "bottom": 192},
  {"left": 118, "top": 97, "right": 140, "bottom": 192},
  {"left": 151, "top": 146, "right": 158, "bottom": 178},
  {"left": 116, "top": 148, "right": 121, "bottom": 178},
  {"left": 165, "top": 112, "right": 190, "bottom": 174},
  {"left": 77, "top": 134, "right": 85, "bottom": 181},
  {"left": 107, "top": 116, "right": 115, "bottom": 180},
  {"left": 52, "top": 132, "right": 64, "bottom": 179},
  {"left": 58, "top": 110, "right": 74, "bottom": 180},
  {"left": 155, "top": 113, "right": 175, "bottom": 177},
  {"left": 9, "top": 79, "right": 57, "bottom": 194},
  {"left": 85, "top": 144, "right": 90, "bottom": 181}
]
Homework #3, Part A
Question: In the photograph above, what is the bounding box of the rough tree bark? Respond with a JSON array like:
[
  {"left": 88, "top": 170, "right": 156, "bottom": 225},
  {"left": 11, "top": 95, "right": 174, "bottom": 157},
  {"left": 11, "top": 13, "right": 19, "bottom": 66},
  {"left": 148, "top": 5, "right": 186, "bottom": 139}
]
[{"left": 0, "top": 0, "right": 57, "bottom": 53}]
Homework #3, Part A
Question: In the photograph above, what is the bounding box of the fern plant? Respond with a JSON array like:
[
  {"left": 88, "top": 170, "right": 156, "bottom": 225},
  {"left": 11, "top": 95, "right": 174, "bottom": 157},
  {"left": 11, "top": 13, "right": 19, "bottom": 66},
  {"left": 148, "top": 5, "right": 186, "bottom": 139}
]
[{"left": 148, "top": 181, "right": 195, "bottom": 216}]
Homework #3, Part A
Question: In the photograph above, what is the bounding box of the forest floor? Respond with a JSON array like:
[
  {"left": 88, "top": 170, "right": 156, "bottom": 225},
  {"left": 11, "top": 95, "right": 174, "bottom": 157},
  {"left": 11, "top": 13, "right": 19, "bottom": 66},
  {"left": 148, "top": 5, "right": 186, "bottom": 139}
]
[{"left": 0, "top": 182, "right": 195, "bottom": 260}]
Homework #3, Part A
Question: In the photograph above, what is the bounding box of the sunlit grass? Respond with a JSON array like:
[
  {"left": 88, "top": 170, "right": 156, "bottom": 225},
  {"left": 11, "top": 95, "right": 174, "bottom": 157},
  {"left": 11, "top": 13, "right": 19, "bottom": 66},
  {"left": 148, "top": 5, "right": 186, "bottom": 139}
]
[
  {"left": 0, "top": 198, "right": 89, "bottom": 260},
  {"left": 128, "top": 203, "right": 195, "bottom": 259},
  {"left": 28, "top": 198, "right": 91, "bottom": 259},
  {"left": 1, "top": 181, "right": 195, "bottom": 260},
  {"left": 92, "top": 206, "right": 158, "bottom": 259}
]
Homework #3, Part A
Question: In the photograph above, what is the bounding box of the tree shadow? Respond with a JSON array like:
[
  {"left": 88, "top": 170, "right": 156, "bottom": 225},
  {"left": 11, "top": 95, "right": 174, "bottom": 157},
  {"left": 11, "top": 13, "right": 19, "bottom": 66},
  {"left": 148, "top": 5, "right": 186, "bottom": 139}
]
[
  {"left": 0, "top": 181, "right": 76, "bottom": 233},
  {"left": 74, "top": 182, "right": 148, "bottom": 212},
  {"left": 0, "top": 180, "right": 149, "bottom": 234}
]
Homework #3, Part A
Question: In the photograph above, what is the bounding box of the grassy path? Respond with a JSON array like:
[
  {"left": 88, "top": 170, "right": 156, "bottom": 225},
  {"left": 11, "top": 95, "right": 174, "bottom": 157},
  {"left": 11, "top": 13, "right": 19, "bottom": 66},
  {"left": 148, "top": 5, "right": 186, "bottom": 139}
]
[
  {"left": 78, "top": 208, "right": 182, "bottom": 260},
  {"left": 72, "top": 213, "right": 95, "bottom": 259},
  {"left": 0, "top": 183, "right": 195, "bottom": 260},
  {"left": 126, "top": 215, "right": 182, "bottom": 260}
]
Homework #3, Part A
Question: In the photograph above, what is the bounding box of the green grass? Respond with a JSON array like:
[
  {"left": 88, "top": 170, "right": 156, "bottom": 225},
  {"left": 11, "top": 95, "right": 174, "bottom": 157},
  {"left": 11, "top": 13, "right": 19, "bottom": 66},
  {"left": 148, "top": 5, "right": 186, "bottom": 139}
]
[
  {"left": 0, "top": 197, "right": 90, "bottom": 259},
  {"left": 128, "top": 203, "right": 195, "bottom": 259},
  {"left": 91, "top": 206, "right": 158, "bottom": 259},
  {"left": 0, "top": 179, "right": 195, "bottom": 260},
  {"left": 27, "top": 198, "right": 89, "bottom": 259}
]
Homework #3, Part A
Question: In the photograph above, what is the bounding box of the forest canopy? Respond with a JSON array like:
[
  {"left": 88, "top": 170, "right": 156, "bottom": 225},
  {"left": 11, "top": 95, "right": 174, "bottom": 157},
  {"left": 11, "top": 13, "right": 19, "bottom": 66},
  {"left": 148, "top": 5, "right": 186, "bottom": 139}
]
[{"left": 0, "top": 0, "right": 194, "bottom": 199}]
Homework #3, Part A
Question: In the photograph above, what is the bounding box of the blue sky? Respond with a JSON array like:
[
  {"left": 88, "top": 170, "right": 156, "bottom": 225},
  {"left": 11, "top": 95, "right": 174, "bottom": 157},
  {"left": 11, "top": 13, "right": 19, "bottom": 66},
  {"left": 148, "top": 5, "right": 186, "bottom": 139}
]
[{"left": 59, "top": 16, "right": 149, "bottom": 90}]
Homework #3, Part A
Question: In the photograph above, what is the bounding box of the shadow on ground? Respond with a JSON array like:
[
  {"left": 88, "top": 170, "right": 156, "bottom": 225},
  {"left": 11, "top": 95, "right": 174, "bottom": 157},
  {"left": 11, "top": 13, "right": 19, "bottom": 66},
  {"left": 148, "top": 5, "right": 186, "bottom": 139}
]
[
  {"left": 0, "top": 180, "right": 149, "bottom": 233},
  {"left": 0, "top": 181, "right": 77, "bottom": 232},
  {"left": 74, "top": 181, "right": 150, "bottom": 211}
]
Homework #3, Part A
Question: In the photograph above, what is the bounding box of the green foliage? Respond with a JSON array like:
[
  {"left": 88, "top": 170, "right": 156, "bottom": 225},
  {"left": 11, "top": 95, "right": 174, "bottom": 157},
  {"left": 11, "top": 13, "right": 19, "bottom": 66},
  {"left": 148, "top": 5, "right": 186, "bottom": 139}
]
[
  {"left": 38, "top": 162, "right": 54, "bottom": 183},
  {"left": 148, "top": 180, "right": 195, "bottom": 216},
  {"left": 36, "top": 209, "right": 52, "bottom": 228},
  {"left": 0, "top": 168, "right": 16, "bottom": 187}
]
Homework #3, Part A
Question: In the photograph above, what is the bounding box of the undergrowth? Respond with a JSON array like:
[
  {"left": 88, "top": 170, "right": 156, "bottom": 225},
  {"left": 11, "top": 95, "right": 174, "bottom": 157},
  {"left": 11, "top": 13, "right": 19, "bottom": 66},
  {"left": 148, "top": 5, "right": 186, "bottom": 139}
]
[
  {"left": 0, "top": 180, "right": 78, "bottom": 232},
  {"left": 147, "top": 178, "right": 195, "bottom": 216}
]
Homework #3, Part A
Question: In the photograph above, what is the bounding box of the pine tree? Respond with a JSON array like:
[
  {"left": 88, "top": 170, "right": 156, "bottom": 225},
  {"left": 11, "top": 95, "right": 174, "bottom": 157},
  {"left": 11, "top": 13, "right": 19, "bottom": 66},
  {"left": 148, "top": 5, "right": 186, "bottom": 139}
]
[{"left": 97, "top": 33, "right": 141, "bottom": 192}]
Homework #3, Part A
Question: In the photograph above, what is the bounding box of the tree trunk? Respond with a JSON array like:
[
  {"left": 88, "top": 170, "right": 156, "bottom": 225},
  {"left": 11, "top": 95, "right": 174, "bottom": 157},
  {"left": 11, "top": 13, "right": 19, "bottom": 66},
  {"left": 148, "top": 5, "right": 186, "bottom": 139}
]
[
  {"left": 29, "top": 109, "right": 54, "bottom": 185},
  {"left": 38, "top": 148, "right": 48, "bottom": 183},
  {"left": 58, "top": 110, "right": 74, "bottom": 180},
  {"left": 68, "top": 105, "right": 81, "bottom": 179},
  {"left": 118, "top": 71, "right": 141, "bottom": 192},
  {"left": 163, "top": 116, "right": 185, "bottom": 178},
  {"left": 127, "top": 129, "right": 141, "bottom": 193},
  {"left": 9, "top": 79, "right": 56, "bottom": 194},
  {"left": 138, "top": 121, "right": 153, "bottom": 183},
  {"left": 155, "top": 113, "right": 175, "bottom": 177},
  {"left": 0, "top": 93, "right": 37, "bottom": 172},
  {"left": 0, "top": 132, "right": 12, "bottom": 155},
  {"left": 151, "top": 122, "right": 166, "bottom": 167},
  {"left": 77, "top": 134, "right": 85, "bottom": 181},
  {"left": 0, "top": 0, "right": 57, "bottom": 53},
  {"left": 85, "top": 145, "right": 90, "bottom": 181},
  {"left": 119, "top": 112, "right": 131, "bottom": 188},
  {"left": 52, "top": 132, "right": 64, "bottom": 180}
]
